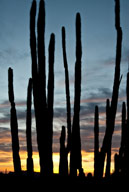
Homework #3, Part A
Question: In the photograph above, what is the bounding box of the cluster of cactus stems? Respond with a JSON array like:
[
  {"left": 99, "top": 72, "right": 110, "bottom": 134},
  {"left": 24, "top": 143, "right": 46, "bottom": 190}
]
[
  {"left": 114, "top": 72, "right": 129, "bottom": 176},
  {"left": 59, "top": 13, "right": 82, "bottom": 176},
  {"left": 102, "top": 0, "right": 122, "bottom": 177},
  {"left": 30, "top": 0, "right": 55, "bottom": 176},
  {"left": 8, "top": 0, "right": 129, "bottom": 179},
  {"left": 114, "top": 102, "right": 126, "bottom": 175},
  {"left": 62, "top": 26, "right": 72, "bottom": 155},
  {"left": 59, "top": 27, "right": 71, "bottom": 176},
  {"left": 93, "top": 0, "right": 123, "bottom": 178}
]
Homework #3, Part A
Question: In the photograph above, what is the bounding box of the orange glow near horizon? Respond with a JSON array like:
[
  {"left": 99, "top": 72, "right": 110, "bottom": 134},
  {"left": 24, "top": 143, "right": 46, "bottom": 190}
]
[{"left": 0, "top": 150, "right": 116, "bottom": 175}]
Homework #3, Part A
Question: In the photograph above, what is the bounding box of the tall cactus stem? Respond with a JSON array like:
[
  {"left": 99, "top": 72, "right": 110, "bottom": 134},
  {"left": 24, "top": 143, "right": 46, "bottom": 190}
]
[
  {"left": 8, "top": 67, "right": 21, "bottom": 174},
  {"left": 70, "top": 13, "right": 82, "bottom": 176},
  {"left": 26, "top": 78, "right": 34, "bottom": 174},
  {"left": 94, "top": 105, "right": 99, "bottom": 178}
]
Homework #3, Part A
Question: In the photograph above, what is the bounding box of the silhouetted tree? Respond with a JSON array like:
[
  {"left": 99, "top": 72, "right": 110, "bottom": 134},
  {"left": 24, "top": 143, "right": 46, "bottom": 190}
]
[
  {"left": 30, "top": 0, "right": 55, "bottom": 175},
  {"left": 59, "top": 126, "right": 68, "bottom": 176},
  {"left": 8, "top": 67, "right": 21, "bottom": 174},
  {"left": 26, "top": 78, "right": 34, "bottom": 174},
  {"left": 70, "top": 13, "right": 82, "bottom": 176},
  {"left": 99, "top": 0, "right": 122, "bottom": 177},
  {"left": 94, "top": 105, "right": 99, "bottom": 178}
]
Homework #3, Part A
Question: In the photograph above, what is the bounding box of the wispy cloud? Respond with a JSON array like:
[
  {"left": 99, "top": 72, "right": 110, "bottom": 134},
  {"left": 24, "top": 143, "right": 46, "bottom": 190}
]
[
  {"left": 0, "top": 48, "right": 29, "bottom": 67},
  {"left": 102, "top": 47, "right": 129, "bottom": 67}
]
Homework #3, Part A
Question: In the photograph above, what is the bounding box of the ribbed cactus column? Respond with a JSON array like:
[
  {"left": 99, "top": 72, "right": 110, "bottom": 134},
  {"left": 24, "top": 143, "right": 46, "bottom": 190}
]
[
  {"left": 36, "top": 0, "right": 48, "bottom": 175},
  {"left": 30, "top": 0, "right": 55, "bottom": 175},
  {"left": 125, "top": 72, "right": 129, "bottom": 176},
  {"left": 70, "top": 13, "right": 82, "bottom": 176},
  {"left": 62, "top": 26, "right": 71, "bottom": 152},
  {"left": 105, "top": 99, "right": 111, "bottom": 177},
  {"left": 8, "top": 67, "right": 21, "bottom": 174},
  {"left": 26, "top": 78, "right": 34, "bottom": 174},
  {"left": 114, "top": 153, "right": 119, "bottom": 175},
  {"left": 59, "top": 126, "right": 68, "bottom": 176},
  {"left": 47, "top": 33, "right": 55, "bottom": 175},
  {"left": 94, "top": 105, "right": 99, "bottom": 178},
  {"left": 61, "top": 26, "right": 71, "bottom": 175},
  {"left": 119, "top": 102, "right": 126, "bottom": 174},
  {"left": 30, "top": 0, "right": 43, "bottom": 173}
]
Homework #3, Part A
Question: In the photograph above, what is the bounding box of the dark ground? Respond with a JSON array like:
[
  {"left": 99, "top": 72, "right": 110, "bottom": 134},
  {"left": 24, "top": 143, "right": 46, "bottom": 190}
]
[{"left": 0, "top": 172, "right": 128, "bottom": 189}]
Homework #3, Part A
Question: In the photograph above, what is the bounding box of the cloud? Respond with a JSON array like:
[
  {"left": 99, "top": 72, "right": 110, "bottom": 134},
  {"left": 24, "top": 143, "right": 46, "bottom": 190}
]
[
  {"left": 0, "top": 48, "right": 29, "bottom": 67},
  {"left": 0, "top": 99, "right": 35, "bottom": 126},
  {"left": 0, "top": 156, "right": 12, "bottom": 163},
  {"left": 0, "top": 83, "right": 124, "bottom": 161},
  {"left": 101, "top": 46, "right": 129, "bottom": 67}
]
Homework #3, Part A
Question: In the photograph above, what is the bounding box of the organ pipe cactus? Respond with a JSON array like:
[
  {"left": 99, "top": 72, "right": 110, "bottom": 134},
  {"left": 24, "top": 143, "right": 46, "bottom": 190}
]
[
  {"left": 119, "top": 102, "right": 126, "bottom": 174},
  {"left": 105, "top": 99, "right": 111, "bottom": 177},
  {"left": 125, "top": 72, "right": 129, "bottom": 176},
  {"left": 59, "top": 126, "right": 68, "bottom": 176},
  {"left": 99, "top": 0, "right": 122, "bottom": 177},
  {"left": 30, "top": 0, "right": 55, "bottom": 175},
  {"left": 8, "top": 67, "right": 21, "bottom": 174},
  {"left": 26, "top": 78, "right": 34, "bottom": 174},
  {"left": 70, "top": 13, "right": 82, "bottom": 176},
  {"left": 61, "top": 26, "right": 71, "bottom": 175},
  {"left": 47, "top": 33, "right": 55, "bottom": 175},
  {"left": 94, "top": 105, "right": 99, "bottom": 178},
  {"left": 119, "top": 102, "right": 126, "bottom": 158},
  {"left": 62, "top": 26, "right": 71, "bottom": 153}
]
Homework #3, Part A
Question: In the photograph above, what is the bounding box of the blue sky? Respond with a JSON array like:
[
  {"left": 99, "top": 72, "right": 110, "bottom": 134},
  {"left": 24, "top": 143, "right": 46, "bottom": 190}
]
[{"left": 0, "top": 0, "right": 129, "bottom": 173}]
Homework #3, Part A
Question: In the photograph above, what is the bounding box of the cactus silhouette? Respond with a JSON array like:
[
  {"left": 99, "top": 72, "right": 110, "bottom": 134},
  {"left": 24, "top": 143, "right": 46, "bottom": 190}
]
[
  {"left": 30, "top": 0, "right": 43, "bottom": 174},
  {"left": 99, "top": 0, "right": 122, "bottom": 177},
  {"left": 105, "top": 99, "right": 111, "bottom": 177},
  {"left": 124, "top": 72, "right": 129, "bottom": 176},
  {"left": 119, "top": 102, "right": 126, "bottom": 174},
  {"left": 70, "top": 13, "right": 82, "bottom": 176},
  {"left": 26, "top": 78, "right": 34, "bottom": 174},
  {"left": 94, "top": 105, "right": 99, "bottom": 178},
  {"left": 59, "top": 126, "right": 68, "bottom": 176},
  {"left": 61, "top": 26, "right": 71, "bottom": 175},
  {"left": 30, "top": 0, "right": 55, "bottom": 175},
  {"left": 113, "top": 100, "right": 128, "bottom": 177},
  {"left": 8, "top": 67, "right": 21, "bottom": 174},
  {"left": 47, "top": 33, "right": 55, "bottom": 175},
  {"left": 7, "top": 0, "right": 127, "bottom": 182},
  {"left": 114, "top": 73, "right": 129, "bottom": 177},
  {"left": 114, "top": 153, "right": 119, "bottom": 175},
  {"left": 36, "top": 0, "right": 48, "bottom": 175},
  {"left": 62, "top": 26, "right": 71, "bottom": 153}
]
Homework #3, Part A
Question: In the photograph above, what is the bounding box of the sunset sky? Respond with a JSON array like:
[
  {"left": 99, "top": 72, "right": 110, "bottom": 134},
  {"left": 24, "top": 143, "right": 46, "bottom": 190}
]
[{"left": 0, "top": 0, "right": 129, "bottom": 175}]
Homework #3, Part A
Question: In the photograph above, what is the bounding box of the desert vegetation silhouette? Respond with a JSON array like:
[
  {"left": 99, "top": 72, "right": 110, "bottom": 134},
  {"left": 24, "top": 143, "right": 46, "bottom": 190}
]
[{"left": 3, "top": 0, "right": 129, "bottom": 185}]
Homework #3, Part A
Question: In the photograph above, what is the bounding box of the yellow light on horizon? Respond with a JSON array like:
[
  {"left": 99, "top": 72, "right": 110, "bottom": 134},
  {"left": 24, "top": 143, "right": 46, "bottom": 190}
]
[{"left": 0, "top": 149, "right": 116, "bottom": 175}]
